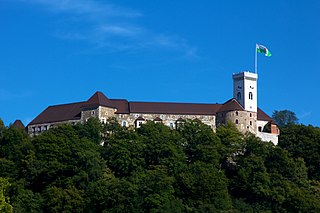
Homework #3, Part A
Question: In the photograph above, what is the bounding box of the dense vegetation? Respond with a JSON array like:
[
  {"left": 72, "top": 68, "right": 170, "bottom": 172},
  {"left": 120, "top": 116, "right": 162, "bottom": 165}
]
[{"left": 1, "top": 118, "right": 320, "bottom": 212}]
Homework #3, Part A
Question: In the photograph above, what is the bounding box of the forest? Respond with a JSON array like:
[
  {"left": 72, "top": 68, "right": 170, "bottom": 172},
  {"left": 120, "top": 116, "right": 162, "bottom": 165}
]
[{"left": 1, "top": 117, "right": 320, "bottom": 212}]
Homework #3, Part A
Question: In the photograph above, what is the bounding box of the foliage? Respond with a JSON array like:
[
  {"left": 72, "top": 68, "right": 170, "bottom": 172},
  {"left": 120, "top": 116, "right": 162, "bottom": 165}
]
[
  {"left": 272, "top": 110, "right": 298, "bottom": 127},
  {"left": 0, "top": 118, "right": 319, "bottom": 212},
  {"left": 278, "top": 124, "right": 320, "bottom": 180},
  {"left": 0, "top": 177, "right": 13, "bottom": 213}
]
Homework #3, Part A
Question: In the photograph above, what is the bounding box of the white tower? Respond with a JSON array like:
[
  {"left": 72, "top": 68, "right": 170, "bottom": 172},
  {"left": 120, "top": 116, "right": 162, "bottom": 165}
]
[{"left": 233, "top": 71, "right": 258, "bottom": 112}]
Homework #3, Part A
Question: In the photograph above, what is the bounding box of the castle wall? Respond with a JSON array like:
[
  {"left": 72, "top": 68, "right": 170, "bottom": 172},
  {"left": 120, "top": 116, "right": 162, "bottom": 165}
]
[
  {"left": 27, "top": 119, "right": 81, "bottom": 136},
  {"left": 217, "top": 110, "right": 257, "bottom": 134},
  {"left": 114, "top": 113, "right": 216, "bottom": 129},
  {"left": 257, "top": 132, "right": 278, "bottom": 145}
]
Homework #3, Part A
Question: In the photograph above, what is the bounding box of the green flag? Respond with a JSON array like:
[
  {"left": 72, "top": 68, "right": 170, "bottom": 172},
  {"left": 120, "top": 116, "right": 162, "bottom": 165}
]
[{"left": 256, "top": 44, "right": 271, "bottom": 57}]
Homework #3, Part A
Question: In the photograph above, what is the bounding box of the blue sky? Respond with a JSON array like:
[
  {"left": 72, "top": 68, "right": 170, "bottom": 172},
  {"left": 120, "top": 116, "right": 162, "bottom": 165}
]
[{"left": 1, "top": 0, "right": 319, "bottom": 127}]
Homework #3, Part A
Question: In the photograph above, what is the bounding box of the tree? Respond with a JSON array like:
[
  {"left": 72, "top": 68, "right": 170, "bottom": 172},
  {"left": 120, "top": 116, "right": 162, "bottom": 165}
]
[
  {"left": 272, "top": 110, "right": 298, "bottom": 127},
  {"left": 278, "top": 124, "right": 320, "bottom": 180},
  {"left": 0, "top": 178, "right": 13, "bottom": 213}
]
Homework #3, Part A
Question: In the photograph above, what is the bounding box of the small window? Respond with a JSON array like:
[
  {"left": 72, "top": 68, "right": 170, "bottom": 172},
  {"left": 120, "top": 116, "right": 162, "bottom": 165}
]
[
  {"left": 258, "top": 126, "right": 262, "bottom": 132},
  {"left": 237, "top": 92, "right": 241, "bottom": 100},
  {"left": 44, "top": 125, "right": 48, "bottom": 131},
  {"left": 137, "top": 121, "right": 143, "bottom": 128},
  {"left": 235, "top": 119, "right": 239, "bottom": 124},
  {"left": 169, "top": 122, "right": 174, "bottom": 129},
  {"left": 249, "top": 92, "right": 253, "bottom": 100},
  {"left": 250, "top": 113, "right": 252, "bottom": 117},
  {"left": 122, "top": 121, "right": 127, "bottom": 127},
  {"left": 236, "top": 111, "right": 238, "bottom": 116},
  {"left": 91, "top": 111, "right": 95, "bottom": 115},
  {"left": 250, "top": 121, "right": 252, "bottom": 126}
]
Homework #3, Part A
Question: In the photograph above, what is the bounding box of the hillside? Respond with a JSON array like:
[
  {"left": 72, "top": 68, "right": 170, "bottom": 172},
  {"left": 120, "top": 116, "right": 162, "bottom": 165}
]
[{"left": 1, "top": 118, "right": 320, "bottom": 212}]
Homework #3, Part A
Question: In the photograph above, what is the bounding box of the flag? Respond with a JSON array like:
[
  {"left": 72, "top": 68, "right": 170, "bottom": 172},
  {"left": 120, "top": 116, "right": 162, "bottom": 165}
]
[{"left": 256, "top": 44, "right": 272, "bottom": 57}]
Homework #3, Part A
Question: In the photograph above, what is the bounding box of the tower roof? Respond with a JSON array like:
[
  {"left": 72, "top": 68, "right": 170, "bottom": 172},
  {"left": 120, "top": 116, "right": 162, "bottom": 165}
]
[
  {"left": 11, "top": 120, "right": 25, "bottom": 129},
  {"left": 217, "top": 98, "right": 244, "bottom": 113},
  {"left": 83, "top": 91, "right": 114, "bottom": 108}
]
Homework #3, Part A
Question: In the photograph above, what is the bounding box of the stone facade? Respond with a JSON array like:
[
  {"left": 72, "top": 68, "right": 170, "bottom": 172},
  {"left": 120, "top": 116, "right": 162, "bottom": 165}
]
[
  {"left": 217, "top": 110, "right": 257, "bottom": 134},
  {"left": 114, "top": 113, "right": 216, "bottom": 129}
]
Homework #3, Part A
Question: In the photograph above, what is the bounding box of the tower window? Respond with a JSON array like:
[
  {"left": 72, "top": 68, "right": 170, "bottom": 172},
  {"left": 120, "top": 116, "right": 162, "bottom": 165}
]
[
  {"left": 237, "top": 92, "right": 241, "bottom": 100},
  {"left": 235, "top": 119, "right": 239, "bottom": 124},
  {"left": 250, "top": 121, "right": 252, "bottom": 126},
  {"left": 249, "top": 92, "right": 253, "bottom": 100},
  {"left": 236, "top": 111, "right": 238, "bottom": 116}
]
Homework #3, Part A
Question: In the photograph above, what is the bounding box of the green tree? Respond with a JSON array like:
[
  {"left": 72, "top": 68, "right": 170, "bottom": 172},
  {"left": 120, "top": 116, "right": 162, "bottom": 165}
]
[
  {"left": 278, "top": 124, "right": 320, "bottom": 180},
  {"left": 0, "top": 178, "right": 13, "bottom": 213},
  {"left": 137, "top": 122, "right": 186, "bottom": 175},
  {"left": 178, "top": 120, "right": 222, "bottom": 165},
  {"left": 272, "top": 110, "right": 298, "bottom": 127}
]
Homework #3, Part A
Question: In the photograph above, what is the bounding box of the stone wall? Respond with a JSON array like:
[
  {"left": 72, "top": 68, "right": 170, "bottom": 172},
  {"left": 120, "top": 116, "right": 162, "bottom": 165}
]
[
  {"left": 115, "top": 113, "right": 216, "bottom": 129},
  {"left": 27, "top": 119, "right": 81, "bottom": 136},
  {"left": 217, "top": 110, "right": 257, "bottom": 134}
]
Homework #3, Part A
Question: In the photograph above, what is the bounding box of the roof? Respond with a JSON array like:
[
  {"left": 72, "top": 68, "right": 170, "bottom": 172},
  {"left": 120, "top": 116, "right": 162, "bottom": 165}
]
[
  {"left": 11, "top": 120, "right": 25, "bottom": 129},
  {"left": 257, "top": 108, "right": 274, "bottom": 122},
  {"left": 28, "top": 91, "right": 274, "bottom": 126},
  {"left": 217, "top": 98, "right": 244, "bottom": 113},
  {"left": 130, "top": 102, "right": 222, "bottom": 115},
  {"left": 82, "top": 91, "right": 114, "bottom": 108},
  {"left": 29, "top": 102, "right": 84, "bottom": 125}
]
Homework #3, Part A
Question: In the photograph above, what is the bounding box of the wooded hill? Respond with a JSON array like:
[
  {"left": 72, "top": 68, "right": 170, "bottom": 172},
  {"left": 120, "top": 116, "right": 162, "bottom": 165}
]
[{"left": 1, "top": 118, "right": 320, "bottom": 212}]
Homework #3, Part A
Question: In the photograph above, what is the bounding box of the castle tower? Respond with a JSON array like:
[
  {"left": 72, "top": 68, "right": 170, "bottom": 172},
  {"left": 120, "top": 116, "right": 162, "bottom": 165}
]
[{"left": 233, "top": 72, "right": 258, "bottom": 112}]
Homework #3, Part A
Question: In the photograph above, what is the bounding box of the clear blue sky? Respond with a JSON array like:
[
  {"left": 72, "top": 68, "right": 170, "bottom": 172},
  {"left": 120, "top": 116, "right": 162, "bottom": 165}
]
[{"left": 1, "top": 0, "right": 319, "bottom": 127}]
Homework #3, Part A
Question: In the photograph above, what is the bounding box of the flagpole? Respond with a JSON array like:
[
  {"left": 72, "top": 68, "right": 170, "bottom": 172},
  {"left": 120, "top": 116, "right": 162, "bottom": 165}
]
[{"left": 255, "top": 44, "right": 258, "bottom": 74}]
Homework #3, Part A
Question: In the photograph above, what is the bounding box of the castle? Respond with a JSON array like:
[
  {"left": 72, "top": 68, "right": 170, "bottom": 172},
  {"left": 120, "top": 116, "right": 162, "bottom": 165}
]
[{"left": 27, "top": 71, "right": 279, "bottom": 144}]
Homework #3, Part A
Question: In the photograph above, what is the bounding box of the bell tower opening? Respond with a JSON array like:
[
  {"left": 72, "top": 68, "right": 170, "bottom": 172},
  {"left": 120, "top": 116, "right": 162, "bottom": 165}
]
[{"left": 233, "top": 71, "right": 258, "bottom": 112}]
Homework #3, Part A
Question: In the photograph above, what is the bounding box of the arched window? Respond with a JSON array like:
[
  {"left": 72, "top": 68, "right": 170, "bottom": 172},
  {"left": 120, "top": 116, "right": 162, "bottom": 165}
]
[
  {"left": 237, "top": 92, "right": 241, "bottom": 100},
  {"left": 249, "top": 92, "right": 253, "bottom": 100},
  {"left": 235, "top": 119, "right": 239, "bottom": 124}
]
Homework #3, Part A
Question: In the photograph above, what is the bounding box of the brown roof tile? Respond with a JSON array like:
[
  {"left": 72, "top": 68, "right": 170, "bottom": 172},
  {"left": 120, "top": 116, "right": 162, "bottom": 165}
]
[
  {"left": 129, "top": 102, "right": 222, "bottom": 115},
  {"left": 83, "top": 91, "right": 114, "bottom": 108},
  {"left": 257, "top": 108, "right": 273, "bottom": 122},
  {"left": 29, "top": 102, "right": 84, "bottom": 125},
  {"left": 217, "top": 98, "right": 244, "bottom": 113},
  {"left": 12, "top": 120, "right": 25, "bottom": 129}
]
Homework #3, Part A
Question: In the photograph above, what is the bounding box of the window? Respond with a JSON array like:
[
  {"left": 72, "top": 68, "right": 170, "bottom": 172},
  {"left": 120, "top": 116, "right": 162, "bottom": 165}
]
[
  {"left": 258, "top": 126, "right": 262, "bottom": 132},
  {"left": 237, "top": 92, "right": 241, "bottom": 100},
  {"left": 249, "top": 92, "right": 253, "bottom": 100},
  {"left": 169, "top": 122, "right": 174, "bottom": 129},
  {"left": 44, "top": 125, "right": 48, "bottom": 131},
  {"left": 236, "top": 111, "right": 238, "bottom": 116},
  {"left": 250, "top": 113, "right": 252, "bottom": 117},
  {"left": 38, "top": 127, "right": 41, "bottom": 132},
  {"left": 250, "top": 121, "right": 252, "bottom": 126},
  {"left": 32, "top": 127, "right": 35, "bottom": 133},
  {"left": 136, "top": 121, "right": 143, "bottom": 128},
  {"left": 91, "top": 111, "right": 95, "bottom": 115},
  {"left": 122, "top": 121, "right": 127, "bottom": 127},
  {"left": 235, "top": 119, "right": 239, "bottom": 124}
]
